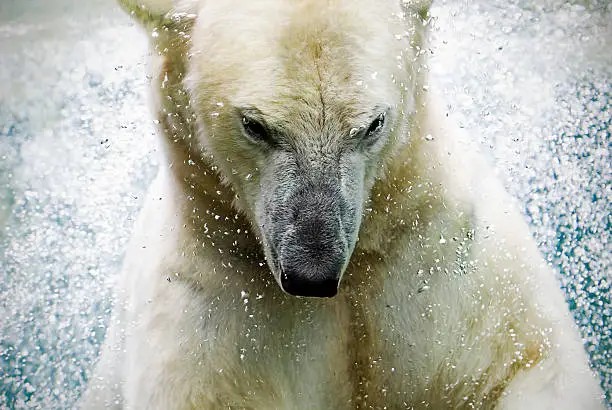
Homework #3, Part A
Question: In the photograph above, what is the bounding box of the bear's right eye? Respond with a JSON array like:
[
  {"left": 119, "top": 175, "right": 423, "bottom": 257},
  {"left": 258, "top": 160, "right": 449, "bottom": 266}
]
[
  {"left": 242, "top": 116, "right": 269, "bottom": 142},
  {"left": 366, "top": 112, "right": 386, "bottom": 138}
]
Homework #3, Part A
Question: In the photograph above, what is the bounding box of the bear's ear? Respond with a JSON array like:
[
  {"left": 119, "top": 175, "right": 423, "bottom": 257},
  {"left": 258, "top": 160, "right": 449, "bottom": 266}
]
[{"left": 118, "top": 0, "right": 198, "bottom": 30}]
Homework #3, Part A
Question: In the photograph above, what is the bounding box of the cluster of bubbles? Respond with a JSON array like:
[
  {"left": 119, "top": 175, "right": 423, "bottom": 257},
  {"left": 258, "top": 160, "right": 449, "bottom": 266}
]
[
  {"left": 0, "top": 0, "right": 610, "bottom": 407},
  {"left": 0, "top": 1, "right": 156, "bottom": 406}
]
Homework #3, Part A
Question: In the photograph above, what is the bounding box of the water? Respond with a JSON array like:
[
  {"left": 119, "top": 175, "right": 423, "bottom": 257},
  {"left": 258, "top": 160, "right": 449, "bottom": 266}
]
[
  {"left": 429, "top": 0, "right": 611, "bottom": 403},
  {"left": 0, "top": 1, "right": 157, "bottom": 406},
  {"left": 0, "top": 0, "right": 610, "bottom": 408}
]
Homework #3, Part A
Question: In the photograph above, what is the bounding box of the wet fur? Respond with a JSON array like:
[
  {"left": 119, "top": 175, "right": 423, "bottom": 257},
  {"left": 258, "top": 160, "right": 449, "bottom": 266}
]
[{"left": 79, "top": 0, "right": 604, "bottom": 408}]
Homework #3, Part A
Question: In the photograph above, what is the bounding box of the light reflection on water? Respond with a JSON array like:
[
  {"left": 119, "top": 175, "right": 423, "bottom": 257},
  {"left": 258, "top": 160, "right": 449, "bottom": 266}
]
[{"left": 0, "top": 0, "right": 610, "bottom": 408}]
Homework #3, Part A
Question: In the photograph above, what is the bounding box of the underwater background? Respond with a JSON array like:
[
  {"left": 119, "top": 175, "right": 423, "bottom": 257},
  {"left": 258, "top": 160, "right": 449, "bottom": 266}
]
[{"left": 0, "top": 0, "right": 610, "bottom": 408}]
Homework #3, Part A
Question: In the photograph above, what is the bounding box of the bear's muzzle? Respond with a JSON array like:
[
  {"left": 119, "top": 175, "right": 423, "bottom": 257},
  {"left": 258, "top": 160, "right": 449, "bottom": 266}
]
[{"left": 275, "top": 178, "right": 351, "bottom": 297}]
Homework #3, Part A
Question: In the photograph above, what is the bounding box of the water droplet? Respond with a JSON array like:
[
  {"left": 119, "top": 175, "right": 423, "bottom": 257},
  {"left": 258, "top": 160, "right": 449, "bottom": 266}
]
[{"left": 161, "top": 73, "right": 168, "bottom": 89}]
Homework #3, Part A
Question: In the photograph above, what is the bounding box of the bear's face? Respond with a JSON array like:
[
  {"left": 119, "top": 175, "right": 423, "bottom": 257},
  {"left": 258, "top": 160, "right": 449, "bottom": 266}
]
[{"left": 186, "top": 1, "right": 413, "bottom": 297}]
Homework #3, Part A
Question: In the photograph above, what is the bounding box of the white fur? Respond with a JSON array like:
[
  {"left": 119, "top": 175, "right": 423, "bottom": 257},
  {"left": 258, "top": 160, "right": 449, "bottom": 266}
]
[{"left": 79, "top": 0, "right": 605, "bottom": 408}]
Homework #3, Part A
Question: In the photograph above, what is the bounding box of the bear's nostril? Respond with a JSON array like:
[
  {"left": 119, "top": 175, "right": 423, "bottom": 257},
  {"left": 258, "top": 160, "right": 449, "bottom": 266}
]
[
  {"left": 279, "top": 247, "right": 344, "bottom": 298},
  {"left": 281, "top": 273, "right": 339, "bottom": 298}
]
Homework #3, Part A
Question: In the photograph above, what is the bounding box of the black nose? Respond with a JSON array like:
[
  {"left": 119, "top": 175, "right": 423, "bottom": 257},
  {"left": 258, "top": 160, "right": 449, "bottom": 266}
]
[
  {"left": 281, "top": 273, "right": 339, "bottom": 298},
  {"left": 279, "top": 242, "right": 344, "bottom": 298}
]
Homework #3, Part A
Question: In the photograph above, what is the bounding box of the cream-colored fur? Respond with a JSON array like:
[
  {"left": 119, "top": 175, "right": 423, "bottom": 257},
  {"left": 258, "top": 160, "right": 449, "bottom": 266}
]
[{"left": 79, "top": 0, "right": 604, "bottom": 408}]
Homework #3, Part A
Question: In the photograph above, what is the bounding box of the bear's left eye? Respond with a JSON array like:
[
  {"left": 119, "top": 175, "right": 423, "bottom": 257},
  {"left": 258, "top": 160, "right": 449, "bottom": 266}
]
[
  {"left": 366, "top": 113, "right": 386, "bottom": 137},
  {"left": 242, "top": 116, "right": 269, "bottom": 142}
]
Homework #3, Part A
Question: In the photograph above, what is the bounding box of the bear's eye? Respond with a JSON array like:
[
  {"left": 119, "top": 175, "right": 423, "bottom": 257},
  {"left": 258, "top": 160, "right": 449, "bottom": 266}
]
[
  {"left": 366, "top": 113, "right": 386, "bottom": 137},
  {"left": 242, "top": 116, "right": 269, "bottom": 142}
]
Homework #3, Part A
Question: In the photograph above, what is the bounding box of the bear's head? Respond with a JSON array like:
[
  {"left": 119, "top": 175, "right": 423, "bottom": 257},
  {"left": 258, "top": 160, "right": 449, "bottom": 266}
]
[{"left": 122, "top": 0, "right": 428, "bottom": 297}]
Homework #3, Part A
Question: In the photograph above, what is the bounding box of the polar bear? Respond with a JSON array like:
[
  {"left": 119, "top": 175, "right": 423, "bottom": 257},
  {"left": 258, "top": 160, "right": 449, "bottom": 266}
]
[{"left": 79, "top": 0, "right": 605, "bottom": 408}]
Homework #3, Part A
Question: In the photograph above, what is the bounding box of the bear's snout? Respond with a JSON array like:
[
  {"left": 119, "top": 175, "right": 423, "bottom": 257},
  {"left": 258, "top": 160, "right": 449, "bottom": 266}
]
[
  {"left": 273, "top": 181, "right": 351, "bottom": 298},
  {"left": 277, "top": 223, "right": 345, "bottom": 297},
  {"left": 279, "top": 220, "right": 344, "bottom": 298}
]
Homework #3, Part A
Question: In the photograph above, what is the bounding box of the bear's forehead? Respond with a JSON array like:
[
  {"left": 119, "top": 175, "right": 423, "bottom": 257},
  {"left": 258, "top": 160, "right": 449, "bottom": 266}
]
[
  {"left": 190, "top": 0, "right": 405, "bottom": 86},
  {"left": 188, "top": 0, "right": 408, "bottom": 131}
]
